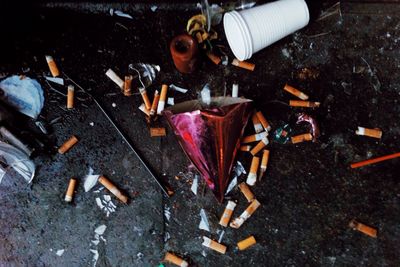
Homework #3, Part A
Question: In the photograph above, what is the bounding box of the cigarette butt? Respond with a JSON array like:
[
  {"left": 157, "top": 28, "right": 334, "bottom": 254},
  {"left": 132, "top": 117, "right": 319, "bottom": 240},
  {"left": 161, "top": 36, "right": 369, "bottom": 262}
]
[
  {"left": 150, "top": 90, "right": 160, "bottom": 116},
  {"left": 252, "top": 113, "right": 263, "bottom": 133},
  {"left": 157, "top": 84, "right": 168, "bottom": 115},
  {"left": 230, "top": 199, "right": 260, "bottom": 229},
  {"left": 349, "top": 219, "right": 377, "bottom": 238},
  {"left": 202, "top": 236, "right": 227, "bottom": 254},
  {"left": 123, "top": 75, "right": 133, "bottom": 96},
  {"left": 164, "top": 252, "right": 188, "bottom": 267},
  {"left": 138, "top": 103, "right": 150, "bottom": 116},
  {"left": 237, "top": 236, "right": 256, "bottom": 250},
  {"left": 219, "top": 200, "right": 237, "bottom": 227},
  {"left": 240, "top": 145, "right": 251, "bottom": 152},
  {"left": 255, "top": 111, "right": 271, "bottom": 131},
  {"left": 58, "top": 135, "right": 78, "bottom": 154},
  {"left": 355, "top": 127, "right": 382, "bottom": 139},
  {"left": 283, "top": 84, "right": 309, "bottom": 100},
  {"left": 140, "top": 88, "right": 152, "bottom": 110},
  {"left": 105, "top": 69, "right": 124, "bottom": 89},
  {"left": 260, "top": 149, "right": 270, "bottom": 171},
  {"left": 247, "top": 156, "right": 260, "bottom": 186},
  {"left": 67, "top": 85, "right": 74, "bottom": 109},
  {"left": 150, "top": 127, "right": 166, "bottom": 137},
  {"left": 45, "top": 55, "right": 60, "bottom": 77},
  {"left": 206, "top": 52, "right": 221, "bottom": 65},
  {"left": 232, "top": 58, "right": 255, "bottom": 71},
  {"left": 289, "top": 100, "right": 320, "bottom": 108},
  {"left": 98, "top": 175, "right": 128, "bottom": 203},
  {"left": 250, "top": 137, "right": 268, "bottom": 156},
  {"left": 291, "top": 133, "right": 313, "bottom": 144},
  {"left": 238, "top": 182, "right": 254, "bottom": 202},
  {"left": 232, "top": 83, "right": 239, "bottom": 98},
  {"left": 64, "top": 178, "right": 77, "bottom": 202},
  {"left": 242, "top": 132, "right": 268, "bottom": 144}
]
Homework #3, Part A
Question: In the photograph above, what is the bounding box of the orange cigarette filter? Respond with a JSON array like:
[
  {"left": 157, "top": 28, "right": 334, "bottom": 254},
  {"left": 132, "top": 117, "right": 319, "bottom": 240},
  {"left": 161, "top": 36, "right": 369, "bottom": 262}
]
[
  {"left": 206, "top": 52, "right": 221, "bottom": 65},
  {"left": 237, "top": 235, "right": 257, "bottom": 250},
  {"left": 289, "top": 100, "right": 320, "bottom": 108},
  {"left": 230, "top": 199, "right": 260, "bottom": 229},
  {"left": 246, "top": 156, "right": 260, "bottom": 186},
  {"left": 255, "top": 111, "right": 271, "bottom": 131},
  {"left": 283, "top": 84, "right": 309, "bottom": 100},
  {"left": 123, "top": 75, "right": 133, "bottom": 96},
  {"left": 250, "top": 137, "right": 269, "bottom": 156},
  {"left": 350, "top": 152, "right": 400, "bottom": 169},
  {"left": 45, "top": 55, "right": 60, "bottom": 77},
  {"left": 58, "top": 135, "right": 78, "bottom": 154},
  {"left": 67, "top": 85, "right": 74, "bottom": 109},
  {"left": 252, "top": 113, "right": 264, "bottom": 133},
  {"left": 291, "top": 133, "right": 313, "bottom": 144},
  {"left": 150, "top": 90, "right": 160, "bottom": 116},
  {"left": 242, "top": 132, "right": 268, "bottom": 144},
  {"left": 139, "top": 88, "right": 152, "bottom": 110},
  {"left": 150, "top": 127, "right": 166, "bottom": 137},
  {"left": 240, "top": 145, "right": 251, "bottom": 152},
  {"left": 355, "top": 127, "right": 382, "bottom": 139},
  {"left": 157, "top": 84, "right": 168, "bottom": 115},
  {"left": 219, "top": 200, "right": 237, "bottom": 227},
  {"left": 349, "top": 219, "right": 377, "bottom": 238},
  {"left": 232, "top": 58, "right": 255, "bottom": 71},
  {"left": 98, "top": 175, "right": 128, "bottom": 203},
  {"left": 260, "top": 149, "right": 270, "bottom": 171},
  {"left": 64, "top": 178, "right": 77, "bottom": 202},
  {"left": 164, "top": 252, "right": 188, "bottom": 267},
  {"left": 202, "top": 236, "right": 227, "bottom": 254},
  {"left": 238, "top": 182, "right": 254, "bottom": 202}
]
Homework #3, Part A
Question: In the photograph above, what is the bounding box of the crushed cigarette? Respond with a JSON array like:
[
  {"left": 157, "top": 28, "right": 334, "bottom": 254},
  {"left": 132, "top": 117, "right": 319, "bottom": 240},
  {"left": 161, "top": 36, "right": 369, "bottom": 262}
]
[
  {"left": 232, "top": 58, "right": 255, "bottom": 71},
  {"left": 139, "top": 88, "right": 152, "bottom": 110},
  {"left": 259, "top": 149, "right": 270, "bottom": 180},
  {"left": 202, "top": 236, "right": 227, "bottom": 254},
  {"left": 283, "top": 84, "right": 309, "bottom": 100},
  {"left": 349, "top": 219, "right": 377, "bottom": 238},
  {"left": 150, "top": 90, "right": 160, "bottom": 115},
  {"left": 230, "top": 199, "right": 260, "bottom": 229},
  {"left": 355, "top": 127, "right": 382, "bottom": 139},
  {"left": 123, "top": 75, "right": 133, "bottom": 96}
]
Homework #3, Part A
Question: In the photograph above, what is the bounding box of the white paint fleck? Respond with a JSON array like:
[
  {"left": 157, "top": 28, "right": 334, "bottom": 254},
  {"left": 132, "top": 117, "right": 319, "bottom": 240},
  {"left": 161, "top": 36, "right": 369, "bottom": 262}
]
[
  {"left": 56, "top": 249, "right": 64, "bottom": 256},
  {"left": 112, "top": 103, "right": 117, "bottom": 108},
  {"left": 84, "top": 167, "right": 100, "bottom": 192},
  {"left": 191, "top": 175, "right": 198, "bottom": 195},
  {"left": 89, "top": 122, "right": 94, "bottom": 126}
]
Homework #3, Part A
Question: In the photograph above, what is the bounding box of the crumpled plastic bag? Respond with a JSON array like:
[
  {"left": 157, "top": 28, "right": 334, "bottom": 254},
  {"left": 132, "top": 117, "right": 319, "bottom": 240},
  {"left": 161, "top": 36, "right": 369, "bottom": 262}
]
[
  {"left": 0, "top": 142, "right": 35, "bottom": 184},
  {"left": 0, "top": 75, "right": 44, "bottom": 119}
]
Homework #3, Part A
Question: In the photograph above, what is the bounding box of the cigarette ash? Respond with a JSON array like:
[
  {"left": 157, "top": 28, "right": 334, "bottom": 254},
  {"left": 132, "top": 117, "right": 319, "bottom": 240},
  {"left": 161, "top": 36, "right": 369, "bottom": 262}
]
[
  {"left": 95, "top": 194, "right": 117, "bottom": 217},
  {"left": 90, "top": 224, "right": 107, "bottom": 267}
]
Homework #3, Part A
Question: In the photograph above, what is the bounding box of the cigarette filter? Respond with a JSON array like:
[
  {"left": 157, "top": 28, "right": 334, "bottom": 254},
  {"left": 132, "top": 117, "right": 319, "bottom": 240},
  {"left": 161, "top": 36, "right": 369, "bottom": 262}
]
[
  {"left": 164, "top": 252, "right": 188, "bottom": 267},
  {"left": 237, "top": 235, "right": 256, "bottom": 250},
  {"left": 349, "top": 219, "right": 377, "bottom": 238},
  {"left": 105, "top": 69, "right": 124, "bottom": 89},
  {"left": 202, "top": 236, "right": 227, "bottom": 254},
  {"left": 283, "top": 84, "right": 309, "bottom": 100},
  {"left": 150, "top": 127, "right": 166, "bottom": 137},
  {"left": 157, "top": 84, "right": 168, "bottom": 115},
  {"left": 238, "top": 182, "right": 254, "bottom": 202},
  {"left": 246, "top": 156, "right": 260, "bottom": 186},
  {"left": 252, "top": 113, "right": 264, "bottom": 133},
  {"left": 260, "top": 150, "right": 270, "bottom": 171},
  {"left": 355, "top": 127, "right": 382, "bottom": 139},
  {"left": 232, "top": 83, "right": 239, "bottom": 98},
  {"left": 150, "top": 90, "right": 160, "bottom": 116},
  {"left": 291, "top": 133, "right": 313, "bottom": 144},
  {"left": 240, "top": 145, "right": 251, "bottom": 152},
  {"left": 123, "top": 75, "right": 133, "bottom": 96},
  {"left": 98, "top": 176, "right": 128, "bottom": 203},
  {"left": 58, "top": 135, "right": 78, "bottom": 154},
  {"left": 219, "top": 200, "right": 237, "bottom": 227},
  {"left": 64, "top": 178, "right": 77, "bottom": 202},
  {"left": 255, "top": 111, "right": 271, "bottom": 131},
  {"left": 250, "top": 137, "right": 269, "bottom": 156},
  {"left": 230, "top": 199, "right": 260, "bottom": 229},
  {"left": 45, "top": 55, "right": 60, "bottom": 77},
  {"left": 232, "top": 58, "right": 255, "bottom": 71},
  {"left": 242, "top": 132, "right": 268, "bottom": 144},
  {"left": 289, "top": 100, "right": 320, "bottom": 108},
  {"left": 206, "top": 52, "right": 221, "bottom": 65},
  {"left": 139, "top": 88, "right": 152, "bottom": 110},
  {"left": 67, "top": 85, "right": 74, "bottom": 109},
  {"left": 138, "top": 103, "right": 150, "bottom": 116}
]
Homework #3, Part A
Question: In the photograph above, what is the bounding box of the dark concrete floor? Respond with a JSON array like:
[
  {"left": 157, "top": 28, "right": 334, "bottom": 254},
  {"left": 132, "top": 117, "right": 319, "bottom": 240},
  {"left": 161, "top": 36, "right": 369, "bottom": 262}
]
[{"left": 0, "top": 1, "right": 399, "bottom": 266}]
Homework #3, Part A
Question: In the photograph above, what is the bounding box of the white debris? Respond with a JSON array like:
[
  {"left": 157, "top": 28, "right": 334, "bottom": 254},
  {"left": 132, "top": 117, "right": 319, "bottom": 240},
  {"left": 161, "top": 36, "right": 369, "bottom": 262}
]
[
  {"left": 84, "top": 167, "right": 100, "bottom": 192},
  {"left": 190, "top": 175, "right": 198, "bottom": 195},
  {"left": 169, "top": 84, "right": 188, "bottom": 93},
  {"left": 226, "top": 161, "right": 246, "bottom": 195},
  {"left": 45, "top": 76, "right": 64, "bottom": 85},
  {"left": 199, "top": 209, "right": 210, "bottom": 232},
  {"left": 218, "top": 230, "right": 225, "bottom": 243},
  {"left": 110, "top": 9, "right": 133, "bottom": 19},
  {"left": 137, "top": 252, "right": 144, "bottom": 259},
  {"left": 89, "top": 122, "right": 94, "bottom": 126},
  {"left": 56, "top": 249, "right": 65, "bottom": 256},
  {"left": 90, "top": 249, "right": 99, "bottom": 266},
  {"left": 96, "top": 195, "right": 117, "bottom": 217},
  {"left": 164, "top": 232, "right": 171, "bottom": 242},
  {"left": 164, "top": 206, "right": 171, "bottom": 221},
  {"left": 150, "top": 5, "right": 158, "bottom": 12},
  {"left": 200, "top": 84, "right": 211, "bottom": 106},
  {"left": 94, "top": 225, "right": 107, "bottom": 235},
  {"left": 167, "top": 97, "right": 175, "bottom": 105},
  {"left": 201, "top": 250, "right": 207, "bottom": 257},
  {"left": 95, "top": 198, "right": 104, "bottom": 209},
  {"left": 112, "top": 103, "right": 117, "bottom": 108},
  {"left": 91, "top": 240, "right": 100, "bottom": 245},
  {"left": 225, "top": 177, "right": 237, "bottom": 195}
]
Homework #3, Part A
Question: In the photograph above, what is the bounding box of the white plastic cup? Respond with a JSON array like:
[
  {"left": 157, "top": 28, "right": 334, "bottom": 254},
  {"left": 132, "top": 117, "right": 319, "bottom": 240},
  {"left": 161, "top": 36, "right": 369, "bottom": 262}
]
[{"left": 223, "top": 0, "right": 310, "bottom": 61}]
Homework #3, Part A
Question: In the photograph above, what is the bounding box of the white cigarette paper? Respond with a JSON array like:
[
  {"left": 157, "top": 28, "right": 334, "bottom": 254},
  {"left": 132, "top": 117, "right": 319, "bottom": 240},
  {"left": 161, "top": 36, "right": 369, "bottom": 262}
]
[{"left": 105, "top": 69, "right": 124, "bottom": 88}]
